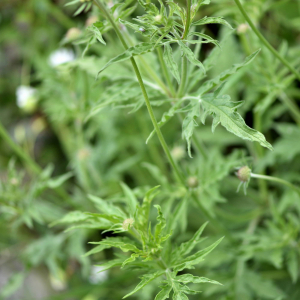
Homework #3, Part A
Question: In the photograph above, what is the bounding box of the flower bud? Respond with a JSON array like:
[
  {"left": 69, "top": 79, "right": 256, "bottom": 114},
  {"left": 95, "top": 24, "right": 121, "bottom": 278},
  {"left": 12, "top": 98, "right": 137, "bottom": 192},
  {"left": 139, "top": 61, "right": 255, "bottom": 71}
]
[
  {"left": 122, "top": 218, "right": 134, "bottom": 231},
  {"left": 171, "top": 146, "right": 185, "bottom": 161},
  {"left": 187, "top": 176, "right": 199, "bottom": 188},
  {"left": 85, "top": 15, "right": 98, "bottom": 27},
  {"left": 237, "top": 166, "right": 251, "bottom": 182},
  {"left": 65, "top": 28, "right": 81, "bottom": 41},
  {"left": 237, "top": 23, "right": 249, "bottom": 34},
  {"left": 154, "top": 15, "right": 162, "bottom": 22}
]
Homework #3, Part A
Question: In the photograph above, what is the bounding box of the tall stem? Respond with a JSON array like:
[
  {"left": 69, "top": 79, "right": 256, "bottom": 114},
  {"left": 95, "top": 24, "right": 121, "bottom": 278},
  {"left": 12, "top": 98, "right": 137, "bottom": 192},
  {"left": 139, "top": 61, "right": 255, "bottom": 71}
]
[
  {"left": 233, "top": 0, "right": 300, "bottom": 81},
  {"left": 93, "top": 0, "right": 233, "bottom": 239},
  {"left": 93, "top": 0, "right": 185, "bottom": 184}
]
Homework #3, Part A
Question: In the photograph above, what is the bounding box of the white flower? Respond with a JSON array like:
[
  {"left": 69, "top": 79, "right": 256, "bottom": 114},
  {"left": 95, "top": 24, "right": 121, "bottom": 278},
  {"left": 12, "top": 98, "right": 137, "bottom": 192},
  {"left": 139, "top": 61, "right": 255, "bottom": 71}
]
[
  {"left": 89, "top": 266, "right": 108, "bottom": 284},
  {"left": 49, "top": 48, "right": 75, "bottom": 67},
  {"left": 16, "top": 85, "right": 38, "bottom": 113}
]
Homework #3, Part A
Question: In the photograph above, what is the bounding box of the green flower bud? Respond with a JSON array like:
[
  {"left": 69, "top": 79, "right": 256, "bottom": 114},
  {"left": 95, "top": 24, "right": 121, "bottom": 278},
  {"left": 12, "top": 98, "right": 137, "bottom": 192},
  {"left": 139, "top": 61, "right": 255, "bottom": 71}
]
[
  {"left": 237, "top": 166, "right": 251, "bottom": 182},
  {"left": 187, "top": 176, "right": 199, "bottom": 188},
  {"left": 122, "top": 218, "right": 134, "bottom": 231}
]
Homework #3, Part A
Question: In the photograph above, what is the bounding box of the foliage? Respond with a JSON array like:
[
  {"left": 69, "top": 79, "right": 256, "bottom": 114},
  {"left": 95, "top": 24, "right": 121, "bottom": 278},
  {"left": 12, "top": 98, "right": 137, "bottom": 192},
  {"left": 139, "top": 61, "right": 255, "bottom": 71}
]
[{"left": 0, "top": 0, "right": 300, "bottom": 299}]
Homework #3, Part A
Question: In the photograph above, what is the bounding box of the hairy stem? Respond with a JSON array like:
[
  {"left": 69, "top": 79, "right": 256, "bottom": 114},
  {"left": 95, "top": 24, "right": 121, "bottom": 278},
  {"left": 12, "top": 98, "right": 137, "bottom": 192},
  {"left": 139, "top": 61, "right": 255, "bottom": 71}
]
[{"left": 234, "top": 0, "right": 300, "bottom": 81}]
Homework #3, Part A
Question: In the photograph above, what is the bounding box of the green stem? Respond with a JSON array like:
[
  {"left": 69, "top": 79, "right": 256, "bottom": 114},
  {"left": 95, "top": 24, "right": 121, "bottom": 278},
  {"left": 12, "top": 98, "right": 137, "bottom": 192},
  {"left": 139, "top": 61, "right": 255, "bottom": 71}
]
[
  {"left": 0, "top": 121, "right": 41, "bottom": 174},
  {"left": 157, "top": 47, "right": 176, "bottom": 97},
  {"left": 251, "top": 173, "right": 300, "bottom": 195},
  {"left": 93, "top": 0, "right": 185, "bottom": 184},
  {"left": 279, "top": 92, "right": 300, "bottom": 127},
  {"left": 233, "top": 0, "right": 300, "bottom": 81},
  {"left": 182, "top": 0, "right": 191, "bottom": 40},
  {"left": 0, "top": 121, "right": 74, "bottom": 206},
  {"left": 93, "top": 0, "right": 233, "bottom": 240},
  {"left": 177, "top": 56, "right": 188, "bottom": 97}
]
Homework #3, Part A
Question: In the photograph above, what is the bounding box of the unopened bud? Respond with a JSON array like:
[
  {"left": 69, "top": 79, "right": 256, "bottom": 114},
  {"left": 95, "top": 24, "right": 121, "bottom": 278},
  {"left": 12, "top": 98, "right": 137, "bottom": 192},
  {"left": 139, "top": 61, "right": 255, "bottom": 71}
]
[
  {"left": 237, "top": 166, "right": 251, "bottom": 182},
  {"left": 122, "top": 218, "right": 134, "bottom": 231},
  {"left": 154, "top": 15, "right": 162, "bottom": 22},
  {"left": 171, "top": 146, "right": 185, "bottom": 161},
  {"left": 65, "top": 28, "right": 81, "bottom": 41},
  {"left": 187, "top": 176, "right": 199, "bottom": 188},
  {"left": 237, "top": 23, "right": 249, "bottom": 34}
]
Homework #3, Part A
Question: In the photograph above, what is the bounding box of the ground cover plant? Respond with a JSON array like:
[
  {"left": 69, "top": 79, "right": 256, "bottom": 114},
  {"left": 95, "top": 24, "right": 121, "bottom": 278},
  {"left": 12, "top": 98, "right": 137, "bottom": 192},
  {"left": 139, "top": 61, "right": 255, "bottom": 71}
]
[{"left": 0, "top": 0, "right": 300, "bottom": 299}]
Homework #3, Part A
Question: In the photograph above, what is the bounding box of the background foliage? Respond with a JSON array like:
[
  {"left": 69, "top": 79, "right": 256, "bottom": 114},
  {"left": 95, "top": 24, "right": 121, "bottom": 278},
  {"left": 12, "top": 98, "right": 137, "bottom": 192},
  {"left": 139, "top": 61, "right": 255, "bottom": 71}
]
[{"left": 0, "top": 0, "right": 300, "bottom": 299}]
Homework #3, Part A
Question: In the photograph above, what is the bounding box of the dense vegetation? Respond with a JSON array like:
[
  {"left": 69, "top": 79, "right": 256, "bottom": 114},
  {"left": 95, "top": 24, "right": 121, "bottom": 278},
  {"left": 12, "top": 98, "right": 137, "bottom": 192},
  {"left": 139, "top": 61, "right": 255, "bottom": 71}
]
[{"left": 1, "top": 0, "right": 300, "bottom": 299}]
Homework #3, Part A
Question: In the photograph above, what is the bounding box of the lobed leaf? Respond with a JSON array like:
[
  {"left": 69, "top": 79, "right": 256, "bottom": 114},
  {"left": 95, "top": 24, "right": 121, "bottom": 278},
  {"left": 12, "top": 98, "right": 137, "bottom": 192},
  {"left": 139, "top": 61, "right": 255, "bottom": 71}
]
[{"left": 123, "top": 271, "right": 165, "bottom": 298}]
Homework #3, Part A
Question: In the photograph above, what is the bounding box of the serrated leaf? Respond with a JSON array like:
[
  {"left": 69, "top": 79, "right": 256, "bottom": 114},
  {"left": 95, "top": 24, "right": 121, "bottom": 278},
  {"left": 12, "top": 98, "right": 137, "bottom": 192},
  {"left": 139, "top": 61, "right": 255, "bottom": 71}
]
[
  {"left": 94, "top": 259, "right": 124, "bottom": 272},
  {"left": 192, "top": 16, "right": 233, "bottom": 29},
  {"left": 175, "top": 274, "right": 222, "bottom": 285},
  {"left": 155, "top": 285, "right": 172, "bottom": 300},
  {"left": 88, "top": 194, "right": 126, "bottom": 218},
  {"left": 86, "top": 22, "right": 106, "bottom": 45},
  {"left": 50, "top": 210, "right": 89, "bottom": 227},
  {"left": 123, "top": 271, "right": 165, "bottom": 298},
  {"left": 200, "top": 93, "right": 273, "bottom": 150},
  {"left": 182, "top": 102, "right": 200, "bottom": 157},
  {"left": 179, "top": 222, "right": 208, "bottom": 256},
  {"left": 120, "top": 182, "right": 138, "bottom": 216},
  {"left": 85, "top": 212, "right": 124, "bottom": 224},
  {"left": 98, "top": 42, "right": 158, "bottom": 76},
  {"left": 174, "top": 237, "right": 224, "bottom": 269},
  {"left": 83, "top": 244, "right": 110, "bottom": 257},
  {"left": 197, "top": 49, "right": 261, "bottom": 95},
  {"left": 98, "top": 237, "right": 141, "bottom": 253},
  {"left": 154, "top": 205, "right": 167, "bottom": 241},
  {"left": 163, "top": 44, "right": 180, "bottom": 84},
  {"left": 122, "top": 253, "right": 140, "bottom": 268},
  {"left": 178, "top": 41, "right": 206, "bottom": 75}
]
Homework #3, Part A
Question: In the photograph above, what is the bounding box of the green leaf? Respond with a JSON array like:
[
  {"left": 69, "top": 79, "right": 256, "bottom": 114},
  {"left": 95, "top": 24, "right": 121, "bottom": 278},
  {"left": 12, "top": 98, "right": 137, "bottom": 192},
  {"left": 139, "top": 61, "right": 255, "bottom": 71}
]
[
  {"left": 197, "top": 49, "right": 261, "bottom": 95},
  {"left": 0, "top": 272, "right": 25, "bottom": 298},
  {"left": 192, "top": 16, "right": 233, "bottom": 29},
  {"left": 98, "top": 42, "right": 158, "bottom": 76},
  {"left": 94, "top": 259, "right": 124, "bottom": 272},
  {"left": 179, "top": 222, "right": 208, "bottom": 256},
  {"left": 85, "top": 212, "right": 124, "bottom": 224},
  {"left": 163, "top": 44, "right": 180, "bottom": 84},
  {"left": 175, "top": 274, "right": 222, "bottom": 285},
  {"left": 200, "top": 92, "right": 273, "bottom": 150},
  {"left": 174, "top": 237, "right": 224, "bottom": 269},
  {"left": 120, "top": 182, "right": 139, "bottom": 216},
  {"left": 97, "top": 237, "right": 141, "bottom": 253},
  {"left": 83, "top": 244, "right": 110, "bottom": 257},
  {"left": 123, "top": 271, "right": 165, "bottom": 298},
  {"left": 182, "top": 102, "right": 200, "bottom": 157},
  {"left": 122, "top": 253, "right": 140, "bottom": 268},
  {"left": 86, "top": 22, "right": 106, "bottom": 45},
  {"left": 178, "top": 41, "right": 206, "bottom": 75},
  {"left": 287, "top": 250, "right": 298, "bottom": 283},
  {"left": 154, "top": 285, "right": 172, "bottom": 300},
  {"left": 50, "top": 210, "right": 89, "bottom": 227},
  {"left": 88, "top": 194, "right": 126, "bottom": 218},
  {"left": 173, "top": 292, "right": 189, "bottom": 300},
  {"left": 47, "top": 172, "right": 73, "bottom": 189},
  {"left": 154, "top": 205, "right": 167, "bottom": 241}
]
